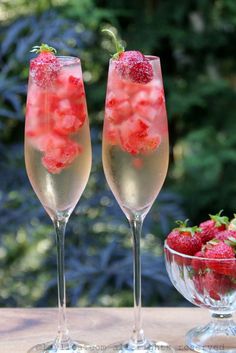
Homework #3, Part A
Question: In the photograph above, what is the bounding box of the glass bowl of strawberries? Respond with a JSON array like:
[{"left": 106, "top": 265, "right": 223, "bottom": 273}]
[{"left": 164, "top": 211, "right": 236, "bottom": 353}]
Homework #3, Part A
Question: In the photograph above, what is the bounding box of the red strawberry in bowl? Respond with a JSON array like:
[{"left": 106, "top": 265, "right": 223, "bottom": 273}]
[
  {"left": 30, "top": 43, "right": 61, "bottom": 88},
  {"left": 228, "top": 214, "right": 236, "bottom": 231},
  {"left": 166, "top": 220, "right": 202, "bottom": 265},
  {"left": 203, "top": 272, "right": 232, "bottom": 301},
  {"left": 215, "top": 229, "right": 236, "bottom": 242},
  {"left": 191, "top": 251, "right": 206, "bottom": 274},
  {"left": 199, "top": 210, "right": 229, "bottom": 244},
  {"left": 204, "top": 239, "right": 236, "bottom": 276},
  {"left": 102, "top": 29, "right": 153, "bottom": 84}
]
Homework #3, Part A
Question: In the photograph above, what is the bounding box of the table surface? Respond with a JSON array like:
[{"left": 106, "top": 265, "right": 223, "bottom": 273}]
[{"left": 0, "top": 307, "right": 227, "bottom": 353}]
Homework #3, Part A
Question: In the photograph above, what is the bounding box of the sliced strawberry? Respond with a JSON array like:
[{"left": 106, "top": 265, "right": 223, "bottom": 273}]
[
  {"left": 104, "top": 123, "right": 120, "bottom": 145},
  {"left": 119, "top": 118, "right": 161, "bottom": 155},
  {"left": 41, "top": 135, "right": 82, "bottom": 174},
  {"left": 105, "top": 92, "right": 132, "bottom": 124},
  {"left": 53, "top": 101, "right": 86, "bottom": 135},
  {"left": 67, "top": 75, "right": 85, "bottom": 99}
]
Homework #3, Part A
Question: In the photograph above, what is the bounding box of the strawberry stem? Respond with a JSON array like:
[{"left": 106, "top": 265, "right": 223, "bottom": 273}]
[
  {"left": 30, "top": 43, "right": 57, "bottom": 54},
  {"left": 209, "top": 210, "right": 229, "bottom": 227},
  {"left": 174, "top": 219, "right": 201, "bottom": 236},
  {"left": 102, "top": 28, "right": 125, "bottom": 59}
]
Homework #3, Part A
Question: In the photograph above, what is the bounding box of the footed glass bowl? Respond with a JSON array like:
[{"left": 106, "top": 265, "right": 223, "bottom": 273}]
[{"left": 164, "top": 242, "right": 236, "bottom": 353}]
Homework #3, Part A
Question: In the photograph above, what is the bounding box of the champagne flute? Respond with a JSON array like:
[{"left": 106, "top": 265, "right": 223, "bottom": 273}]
[
  {"left": 25, "top": 44, "right": 92, "bottom": 353},
  {"left": 102, "top": 31, "right": 174, "bottom": 353}
]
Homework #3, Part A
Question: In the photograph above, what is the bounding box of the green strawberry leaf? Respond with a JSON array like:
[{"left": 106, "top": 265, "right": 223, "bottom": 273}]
[
  {"left": 209, "top": 209, "right": 229, "bottom": 227},
  {"left": 30, "top": 43, "right": 57, "bottom": 54}
]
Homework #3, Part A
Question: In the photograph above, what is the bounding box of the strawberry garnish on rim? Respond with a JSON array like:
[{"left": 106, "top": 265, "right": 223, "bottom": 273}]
[
  {"left": 30, "top": 43, "right": 61, "bottom": 88},
  {"left": 102, "top": 28, "right": 153, "bottom": 84}
]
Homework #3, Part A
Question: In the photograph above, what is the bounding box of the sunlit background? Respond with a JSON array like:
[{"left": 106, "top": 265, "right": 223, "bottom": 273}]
[{"left": 0, "top": 0, "right": 236, "bottom": 308}]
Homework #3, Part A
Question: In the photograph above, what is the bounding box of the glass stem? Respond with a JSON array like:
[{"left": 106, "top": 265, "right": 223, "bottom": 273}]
[
  {"left": 129, "top": 216, "right": 145, "bottom": 346},
  {"left": 53, "top": 217, "right": 70, "bottom": 348}
]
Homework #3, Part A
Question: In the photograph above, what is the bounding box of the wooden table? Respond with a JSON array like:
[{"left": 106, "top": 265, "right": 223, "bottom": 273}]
[{"left": 0, "top": 307, "right": 226, "bottom": 352}]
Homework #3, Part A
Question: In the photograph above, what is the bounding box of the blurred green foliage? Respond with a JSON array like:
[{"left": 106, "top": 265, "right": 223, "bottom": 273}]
[{"left": 0, "top": 0, "right": 236, "bottom": 307}]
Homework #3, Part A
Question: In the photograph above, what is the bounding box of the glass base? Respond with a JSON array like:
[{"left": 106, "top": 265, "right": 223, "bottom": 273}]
[
  {"left": 103, "top": 340, "right": 175, "bottom": 353},
  {"left": 27, "top": 341, "right": 95, "bottom": 353},
  {"left": 186, "top": 319, "right": 236, "bottom": 353}
]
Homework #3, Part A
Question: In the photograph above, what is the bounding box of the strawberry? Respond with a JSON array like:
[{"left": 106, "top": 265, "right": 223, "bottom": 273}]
[
  {"left": 131, "top": 88, "right": 164, "bottom": 122},
  {"left": 129, "top": 61, "right": 154, "bottom": 84},
  {"left": 228, "top": 214, "right": 236, "bottom": 231},
  {"left": 166, "top": 220, "right": 202, "bottom": 256},
  {"left": 42, "top": 135, "right": 82, "bottom": 174},
  {"left": 215, "top": 229, "right": 236, "bottom": 242},
  {"left": 192, "top": 274, "right": 204, "bottom": 296},
  {"left": 30, "top": 43, "right": 61, "bottom": 88},
  {"left": 105, "top": 92, "right": 132, "bottom": 125},
  {"left": 191, "top": 251, "right": 206, "bottom": 274},
  {"left": 116, "top": 51, "right": 145, "bottom": 79},
  {"left": 119, "top": 118, "right": 161, "bottom": 155},
  {"left": 205, "top": 240, "right": 236, "bottom": 276},
  {"left": 102, "top": 28, "right": 153, "bottom": 84},
  {"left": 199, "top": 210, "right": 229, "bottom": 244},
  {"left": 203, "top": 272, "right": 232, "bottom": 301}
]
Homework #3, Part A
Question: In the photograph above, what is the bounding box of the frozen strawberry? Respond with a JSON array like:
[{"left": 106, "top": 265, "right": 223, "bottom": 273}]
[
  {"left": 166, "top": 220, "right": 202, "bottom": 257},
  {"left": 30, "top": 43, "right": 61, "bottom": 88},
  {"left": 102, "top": 28, "right": 153, "bottom": 84},
  {"left": 42, "top": 135, "right": 82, "bottom": 174},
  {"left": 199, "top": 210, "right": 229, "bottom": 244},
  {"left": 53, "top": 101, "right": 86, "bottom": 135},
  {"left": 131, "top": 91, "right": 157, "bottom": 121},
  {"left": 67, "top": 75, "right": 85, "bottom": 99},
  {"left": 106, "top": 92, "right": 132, "bottom": 124},
  {"left": 205, "top": 240, "right": 236, "bottom": 276},
  {"left": 104, "top": 122, "right": 120, "bottom": 145},
  {"left": 119, "top": 118, "right": 161, "bottom": 155}
]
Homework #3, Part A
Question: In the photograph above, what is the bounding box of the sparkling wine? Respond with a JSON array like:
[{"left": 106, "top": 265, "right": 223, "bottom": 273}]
[
  {"left": 103, "top": 137, "right": 168, "bottom": 215},
  {"left": 25, "top": 57, "right": 92, "bottom": 219},
  {"left": 102, "top": 57, "right": 169, "bottom": 217}
]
